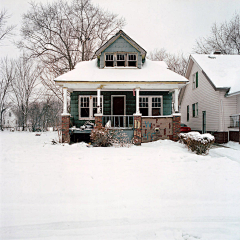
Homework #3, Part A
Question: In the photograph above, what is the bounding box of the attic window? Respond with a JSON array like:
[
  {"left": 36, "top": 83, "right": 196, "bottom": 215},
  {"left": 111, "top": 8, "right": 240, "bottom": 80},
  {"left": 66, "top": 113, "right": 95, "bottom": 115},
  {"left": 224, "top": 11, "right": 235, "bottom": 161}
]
[
  {"left": 128, "top": 54, "right": 137, "bottom": 67},
  {"left": 117, "top": 54, "right": 125, "bottom": 66},
  {"left": 105, "top": 54, "right": 114, "bottom": 67}
]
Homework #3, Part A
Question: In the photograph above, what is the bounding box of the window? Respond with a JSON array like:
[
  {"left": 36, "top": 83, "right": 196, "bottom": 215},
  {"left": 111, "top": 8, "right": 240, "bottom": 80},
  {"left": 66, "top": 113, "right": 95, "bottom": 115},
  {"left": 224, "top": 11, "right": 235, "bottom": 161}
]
[
  {"left": 187, "top": 105, "right": 189, "bottom": 122},
  {"left": 16, "top": 120, "right": 18, "bottom": 124},
  {"left": 105, "top": 54, "right": 114, "bottom": 67},
  {"left": 104, "top": 53, "right": 138, "bottom": 67},
  {"left": 117, "top": 54, "right": 125, "bottom": 66},
  {"left": 9, "top": 112, "right": 11, "bottom": 117},
  {"left": 128, "top": 54, "right": 137, "bottom": 67},
  {"left": 139, "top": 97, "right": 149, "bottom": 116},
  {"left": 139, "top": 96, "right": 162, "bottom": 116},
  {"left": 192, "top": 102, "right": 198, "bottom": 117},
  {"left": 193, "top": 72, "right": 198, "bottom": 89},
  {"left": 79, "top": 96, "right": 103, "bottom": 119}
]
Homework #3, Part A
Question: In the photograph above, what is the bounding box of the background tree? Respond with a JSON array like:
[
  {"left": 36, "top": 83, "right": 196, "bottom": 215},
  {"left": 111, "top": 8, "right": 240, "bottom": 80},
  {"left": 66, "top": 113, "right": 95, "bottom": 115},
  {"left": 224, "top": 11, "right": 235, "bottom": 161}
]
[
  {"left": 19, "top": 0, "right": 125, "bottom": 76},
  {"left": 0, "top": 9, "right": 15, "bottom": 44},
  {"left": 11, "top": 54, "right": 42, "bottom": 130},
  {"left": 0, "top": 58, "right": 15, "bottom": 130},
  {"left": 194, "top": 13, "right": 240, "bottom": 54},
  {"left": 148, "top": 48, "right": 188, "bottom": 76}
]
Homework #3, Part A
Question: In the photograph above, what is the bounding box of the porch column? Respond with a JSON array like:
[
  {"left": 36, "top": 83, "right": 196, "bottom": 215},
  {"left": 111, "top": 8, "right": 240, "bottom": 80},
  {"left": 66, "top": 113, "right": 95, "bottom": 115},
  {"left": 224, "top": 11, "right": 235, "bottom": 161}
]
[
  {"left": 97, "top": 88, "right": 101, "bottom": 114},
  {"left": 174, "top": 88, "right": 179, "bottom": 113},
  {"left": 133, "top": 113, "right": 142, "bottom": 145},
  {"left": 63, "top": 87, "right": 68, "bottom": 114},
  {"left": 135, "top": 88, "right": 140, "bottom": 115},
  {"left": 172, "top": 113, "right": 181, "bottom": 142},
  {"left": 61, "top": 87, "right": 70, "bottom": 143}
]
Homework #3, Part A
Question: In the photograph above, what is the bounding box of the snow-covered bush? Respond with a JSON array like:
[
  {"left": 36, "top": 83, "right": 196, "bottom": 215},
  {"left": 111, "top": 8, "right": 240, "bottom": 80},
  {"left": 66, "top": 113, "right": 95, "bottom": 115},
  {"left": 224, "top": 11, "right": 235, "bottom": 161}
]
[
  {"left": 90, "top": 127, "right": 133, "bottom": 147},
  {"left": 179, "top": 132, "right": 215, "bottom": 155}
]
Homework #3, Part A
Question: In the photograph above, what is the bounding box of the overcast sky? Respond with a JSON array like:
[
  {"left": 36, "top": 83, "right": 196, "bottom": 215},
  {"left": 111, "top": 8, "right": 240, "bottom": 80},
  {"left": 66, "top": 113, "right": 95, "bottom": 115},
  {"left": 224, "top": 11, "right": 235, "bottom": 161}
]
[{"left": 1, "top": 0, "right": 240, "bottom": 59}]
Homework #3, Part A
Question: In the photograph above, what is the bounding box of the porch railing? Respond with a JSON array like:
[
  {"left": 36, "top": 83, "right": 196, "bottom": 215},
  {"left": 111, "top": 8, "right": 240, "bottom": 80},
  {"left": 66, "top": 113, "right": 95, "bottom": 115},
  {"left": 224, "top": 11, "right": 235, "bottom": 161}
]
[
  {"left": 230, "top": 114, "right": 239, "bottom": 128},
  {"left": 102, "top": 115, "right": 134, "bottom": 128}
]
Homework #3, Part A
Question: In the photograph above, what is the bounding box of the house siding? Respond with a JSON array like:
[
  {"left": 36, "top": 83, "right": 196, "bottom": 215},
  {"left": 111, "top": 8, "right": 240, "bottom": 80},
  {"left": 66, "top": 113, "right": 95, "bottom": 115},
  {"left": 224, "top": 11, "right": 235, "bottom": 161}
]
[
  {"left": 70, "top": 91, "right": 172, "bottom": 127},
  {"left": 180, "top": 61, "right": 220, "bottom": 132},
  {"left": 100, "top": 36, "right": 142, "bottom": 69}
]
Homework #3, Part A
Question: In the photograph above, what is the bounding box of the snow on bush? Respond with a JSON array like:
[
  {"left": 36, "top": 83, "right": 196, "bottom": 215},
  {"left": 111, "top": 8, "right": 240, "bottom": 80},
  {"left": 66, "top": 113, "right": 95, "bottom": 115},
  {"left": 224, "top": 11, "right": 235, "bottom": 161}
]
[
  {"left": 179, "top": 132, "right": 215, "bottom": 155},
  {"left": 90, "top": 126, "right": 133, "bottom": 147}
]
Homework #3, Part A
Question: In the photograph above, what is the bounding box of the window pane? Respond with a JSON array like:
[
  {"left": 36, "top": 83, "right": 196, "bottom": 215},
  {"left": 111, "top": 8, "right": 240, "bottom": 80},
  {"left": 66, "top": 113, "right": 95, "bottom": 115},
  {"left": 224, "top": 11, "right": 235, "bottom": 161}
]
[
  {"left": 81, "top": 108, "right": 89, "bottom": 117},
  {"left": 152, "top": 108, "right": 160, "bottom": 116},
  {"left": 140, "top": 108, "right": 148, "bottom": 116}
]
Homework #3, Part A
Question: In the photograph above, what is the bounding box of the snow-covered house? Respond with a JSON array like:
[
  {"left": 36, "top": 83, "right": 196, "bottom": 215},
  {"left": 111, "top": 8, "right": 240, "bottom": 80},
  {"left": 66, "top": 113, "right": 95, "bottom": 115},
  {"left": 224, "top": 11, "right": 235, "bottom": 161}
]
[
  {"left": 2, "top": 108, "right": 18, "bottom": 130},
  {"left": 55, "top": 30, "right": 188, "bottom": 144},
  {"left": 179, "top": 54, "right": 240, "bottom": 143}
]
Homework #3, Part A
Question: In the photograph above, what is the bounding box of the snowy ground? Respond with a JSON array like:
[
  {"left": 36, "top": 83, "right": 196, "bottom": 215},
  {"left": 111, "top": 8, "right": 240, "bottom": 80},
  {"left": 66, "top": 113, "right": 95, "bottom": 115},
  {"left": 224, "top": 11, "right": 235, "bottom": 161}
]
[{"left": 0, "top": 131, "right": 240, "bottom": 240}]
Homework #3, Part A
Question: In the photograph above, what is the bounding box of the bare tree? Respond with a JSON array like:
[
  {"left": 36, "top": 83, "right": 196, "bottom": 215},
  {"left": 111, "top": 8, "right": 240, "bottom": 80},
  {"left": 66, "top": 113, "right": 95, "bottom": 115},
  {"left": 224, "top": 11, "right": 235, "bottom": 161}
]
[
  {"left": 148, "top": 48, "right": 188, "bottom": 76},
  {"left": 194, "top": 13, "right": 240, "bottom": 54},
  {"left": 19, "top": 0, "right": 125, "bottom": 76},
  {"left": 0, "top": 9, "right": 15, "bottom": 44},
  {"left": 11, "top": 54, "right": 42, "bottom": 130},
  {"left": 0, "top": 58, "right": 15, "bottom": 130}
]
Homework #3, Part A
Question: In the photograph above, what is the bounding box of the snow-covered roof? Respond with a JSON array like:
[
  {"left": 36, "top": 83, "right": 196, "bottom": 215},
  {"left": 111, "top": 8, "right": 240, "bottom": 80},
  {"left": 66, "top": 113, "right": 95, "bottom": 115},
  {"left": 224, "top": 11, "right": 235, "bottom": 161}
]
[
  {"left": 191, "top": 54, "right": 240, "bottom": 95},
  {"left": 55, "top": 59, "right": 188, "bottom": 83}
]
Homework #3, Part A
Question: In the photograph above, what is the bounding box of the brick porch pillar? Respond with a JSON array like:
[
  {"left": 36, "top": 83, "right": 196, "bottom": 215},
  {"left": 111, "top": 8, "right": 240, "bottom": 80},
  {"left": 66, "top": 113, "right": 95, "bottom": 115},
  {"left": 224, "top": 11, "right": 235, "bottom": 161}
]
[
  {"left": 62, "top": 114, "right": 70, "bottom": 143},
  {"left": 95, "top": 114, "right": 103, "bottom": 129},
  {"left": 133, "top": 114, "right": 142, "bottom": 145},
  {"left": 173, "top": 113, "right": 181, "bottom": 142}
]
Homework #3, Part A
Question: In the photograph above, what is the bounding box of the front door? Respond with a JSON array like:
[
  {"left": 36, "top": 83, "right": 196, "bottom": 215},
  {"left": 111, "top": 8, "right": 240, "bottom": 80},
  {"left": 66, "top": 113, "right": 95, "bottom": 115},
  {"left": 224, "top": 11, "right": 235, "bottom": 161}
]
[
  {"left": 202, "top": 111, "right": 206, "bottom": 133},
  {"left": 112, "top": 96, "right": 125, "bottom": 127}
]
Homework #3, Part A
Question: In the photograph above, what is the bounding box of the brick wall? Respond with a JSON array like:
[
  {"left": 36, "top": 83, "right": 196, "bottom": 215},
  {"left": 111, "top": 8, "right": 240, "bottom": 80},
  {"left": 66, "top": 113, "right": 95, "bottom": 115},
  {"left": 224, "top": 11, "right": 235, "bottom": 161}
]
[
  {"left": 133, "top": 115, "right": 142, "bottom": 145},
  {"left": 62, "top": 115, "right": 70, "bottom": 143},
  {"left": 142, "top": 117, "right": 173, "bottom": 143},
  {"left": 172, "top": 115, "right": 181, "bottom": 142},
  {"left": 95, "top": 115, "right": 103, "bottom": 129},
  {"left": 213, "top": 132, "right": 228, "bottom": 144}
]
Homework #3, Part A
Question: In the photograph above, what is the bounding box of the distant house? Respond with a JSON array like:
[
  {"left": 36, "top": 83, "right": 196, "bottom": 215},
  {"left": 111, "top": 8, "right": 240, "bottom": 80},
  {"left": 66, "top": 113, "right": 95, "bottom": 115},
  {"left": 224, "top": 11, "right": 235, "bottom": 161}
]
[
  {"left": 55, "top": 30, "right": 188, "bottom": 144},
  {"left": 2, "top": 108, "right": 18, "bottom": 130},
  {"left": 179, "top": 54, "right": 240, "bottom": 143}
]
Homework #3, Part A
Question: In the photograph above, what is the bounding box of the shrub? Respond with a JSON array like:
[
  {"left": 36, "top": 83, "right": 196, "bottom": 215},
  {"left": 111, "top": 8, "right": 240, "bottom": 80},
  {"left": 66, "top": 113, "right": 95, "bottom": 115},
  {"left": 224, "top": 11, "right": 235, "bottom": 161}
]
[
  {"left": 90, "top": 126, "right": 133, "bottom": 147},
  {"left": 179, "top": 132, "right": 215, "bottom": 155}
]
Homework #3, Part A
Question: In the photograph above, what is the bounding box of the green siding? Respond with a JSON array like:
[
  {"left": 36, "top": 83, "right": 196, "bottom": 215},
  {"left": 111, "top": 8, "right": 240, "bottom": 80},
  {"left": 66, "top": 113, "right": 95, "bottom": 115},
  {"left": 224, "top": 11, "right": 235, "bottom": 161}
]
[
  {"left": 100, "top": 36, "right": 142, "bottom": 69},
  {"left": 70, "top": 91, "right": 172, "bottom": 127}
]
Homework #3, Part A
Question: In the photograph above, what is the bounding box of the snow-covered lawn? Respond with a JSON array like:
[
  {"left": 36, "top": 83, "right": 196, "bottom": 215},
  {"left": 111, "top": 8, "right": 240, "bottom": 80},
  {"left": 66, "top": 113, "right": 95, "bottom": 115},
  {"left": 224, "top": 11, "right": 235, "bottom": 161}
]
[{"left": 0, "top": 131, "right": 240, "bottom": 240}]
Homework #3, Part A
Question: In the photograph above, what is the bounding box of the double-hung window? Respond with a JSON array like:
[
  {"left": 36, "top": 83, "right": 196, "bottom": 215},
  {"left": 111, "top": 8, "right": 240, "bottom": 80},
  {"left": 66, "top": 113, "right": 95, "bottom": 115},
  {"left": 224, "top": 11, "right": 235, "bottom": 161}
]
[
  {"left": 193, "top": 72, "right": 198, "bottom": 89},
  {"left": 79, "top": 95, "right": 103, "bottom": 119},
  {"left": 117, "top": 54, "right": 125, "bottom": 66},
  {"left": 128, "top": 54, "right": 137, "bottom": 67},
  {"left": 187, "top": 105, "right": 189, "bottom": 121},
  {"left": 139, "top": 96, "right": 163, "bottom": 116},
  {"left": 192, "top": 102, "right": 198, "bottom": 117},
  {"left": 105, "top": 54, "right": 114, "bottom": 67}
]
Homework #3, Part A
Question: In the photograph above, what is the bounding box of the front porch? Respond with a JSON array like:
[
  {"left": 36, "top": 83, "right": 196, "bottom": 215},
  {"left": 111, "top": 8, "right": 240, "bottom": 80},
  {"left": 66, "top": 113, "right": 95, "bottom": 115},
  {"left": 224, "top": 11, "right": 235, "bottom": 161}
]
[{"left": 229, "top": 114, "right": 240, "bottom": 143}]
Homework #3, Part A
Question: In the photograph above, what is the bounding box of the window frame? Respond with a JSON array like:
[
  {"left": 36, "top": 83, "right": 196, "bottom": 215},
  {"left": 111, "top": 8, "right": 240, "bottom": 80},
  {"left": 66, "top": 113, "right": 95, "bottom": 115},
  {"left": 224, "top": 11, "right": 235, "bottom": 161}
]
[
  {"left": 192, "top": 102, "right": 198, "bottom": 118},
  {"left": 192, "top": 72, "right": 198, "bottom": 89},
  {"left": 104, "top": 52, "right": 138, "bottom": 68},
  {"left": 139, "top": 96, "right": 163, "bottom": 116},
  {"left": 78, "top": 95, "right": 103, "bottom": 120},
  {"left": 187, "top": 105, "right": 189, "bottom": 122}
]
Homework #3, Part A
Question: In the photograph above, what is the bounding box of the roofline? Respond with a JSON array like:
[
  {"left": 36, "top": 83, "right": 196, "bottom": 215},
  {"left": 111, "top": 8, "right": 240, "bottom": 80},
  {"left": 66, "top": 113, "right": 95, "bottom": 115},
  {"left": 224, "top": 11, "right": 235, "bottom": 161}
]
[
  {"left": 226, "top": 91, "right": 240, "bottom": 97},
  {"left": 95, "top": 30, "right": 147, "bottom": 57}
]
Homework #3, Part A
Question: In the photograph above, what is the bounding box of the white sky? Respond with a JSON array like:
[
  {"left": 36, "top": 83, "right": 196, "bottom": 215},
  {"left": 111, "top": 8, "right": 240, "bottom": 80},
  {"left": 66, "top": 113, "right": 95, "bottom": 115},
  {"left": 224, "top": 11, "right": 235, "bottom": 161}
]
[{"left": 0, "top": 0, "right": 240, "bottom": 59}]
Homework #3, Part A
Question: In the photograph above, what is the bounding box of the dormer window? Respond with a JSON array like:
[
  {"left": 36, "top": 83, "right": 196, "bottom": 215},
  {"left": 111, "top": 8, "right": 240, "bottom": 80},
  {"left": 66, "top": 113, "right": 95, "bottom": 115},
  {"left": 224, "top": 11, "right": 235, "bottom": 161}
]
[
  {"left": 105, "top": 54, "right": 114, "bottom": 67},
  {"left": 117, "top": 54, "right": 125, "bottom": 66},
  {"left": 128, "top": 54, "right": 137, "bottom": 67}
]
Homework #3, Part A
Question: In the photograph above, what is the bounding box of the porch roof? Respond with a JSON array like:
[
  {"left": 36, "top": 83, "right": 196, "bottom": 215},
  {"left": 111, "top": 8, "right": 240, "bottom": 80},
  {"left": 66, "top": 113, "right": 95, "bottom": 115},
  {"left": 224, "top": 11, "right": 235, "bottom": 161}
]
[{"left": 55, "top": 59, "right": 188, "bottom": 89}]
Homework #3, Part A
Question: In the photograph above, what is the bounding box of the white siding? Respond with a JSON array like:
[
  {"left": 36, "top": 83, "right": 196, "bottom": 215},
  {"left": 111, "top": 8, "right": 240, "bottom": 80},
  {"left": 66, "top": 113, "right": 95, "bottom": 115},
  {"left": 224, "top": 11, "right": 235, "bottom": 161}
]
[
  {"left": 220, "top": 93, "right": 237, "bottom": 131},
  {"left": 181, "top": 59, "right": 220, "bottom": 132}
]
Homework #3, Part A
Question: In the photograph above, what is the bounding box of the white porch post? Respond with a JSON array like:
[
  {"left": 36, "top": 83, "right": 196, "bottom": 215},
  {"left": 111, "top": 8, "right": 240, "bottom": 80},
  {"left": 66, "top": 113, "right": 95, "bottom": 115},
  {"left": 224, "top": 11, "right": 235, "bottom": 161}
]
[
  {"left": 63, "top": 87, "right": 68, "bottom": 114},
  {"left": 135, "top": 88, "right": 140, "bottom": 115},
  {"left": 174, "top": 88, "right": 179, "bottom": 113},
  {"left": 97, "top": 88, "right": 101, "bottom": 114}
]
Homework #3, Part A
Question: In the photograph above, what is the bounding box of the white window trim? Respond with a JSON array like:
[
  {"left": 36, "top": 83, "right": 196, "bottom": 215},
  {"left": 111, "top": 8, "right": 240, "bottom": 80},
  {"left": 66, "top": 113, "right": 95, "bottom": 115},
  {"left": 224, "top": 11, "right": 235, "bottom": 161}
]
[
  {"left": 192, "top": 72, "right": 198, "bottom": 89},
  {"left": 104, "top": 52, "right": 138, "bottom": 68},
  {"left": 139, "top": 96, "right": 163, "bottom": 116},
  {"left": 78, "top": 95, "right": 103, "bottom": 120},
  {"left": 192, "top": 102, "right": 198, "bottom": 118}
]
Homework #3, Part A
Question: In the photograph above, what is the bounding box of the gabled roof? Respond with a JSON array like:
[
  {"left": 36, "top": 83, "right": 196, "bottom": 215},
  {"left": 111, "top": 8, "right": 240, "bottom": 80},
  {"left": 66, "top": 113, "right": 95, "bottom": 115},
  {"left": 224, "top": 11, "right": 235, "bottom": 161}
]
[
  {"left": 190, "top": 54, "right": 240, "bottom": 95},
  {"left": 95, "top": 30, "right": 147, "bottom": 57},
  {"left": 55, "top": 59, "right": 188, "bottom": 83}
]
